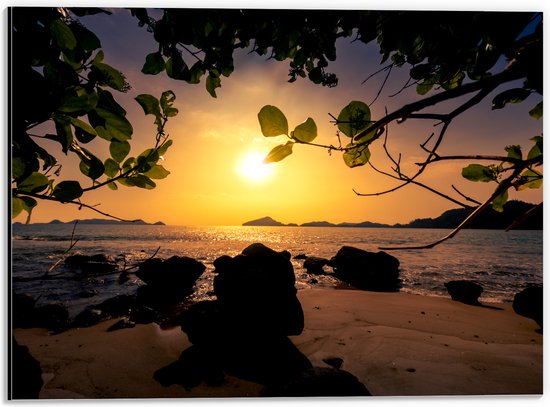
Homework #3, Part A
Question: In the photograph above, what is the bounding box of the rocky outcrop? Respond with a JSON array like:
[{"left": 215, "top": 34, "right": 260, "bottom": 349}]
[
  {"left": 513, "top": 285, "right": 543, "bottom": 329},
  {"left": 444, "top": 280, "right": 484, "bottom": 305},
  {"left": 155, "top": 243, "right": 310, "bottom": 388},
  {"left": 329, "top": 246, "right": 400, "bottom": 292}
]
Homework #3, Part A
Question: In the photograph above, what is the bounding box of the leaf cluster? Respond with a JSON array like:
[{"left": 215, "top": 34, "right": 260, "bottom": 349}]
[{"left": 11, "top": 8, "right": 177, "bottom": 222}]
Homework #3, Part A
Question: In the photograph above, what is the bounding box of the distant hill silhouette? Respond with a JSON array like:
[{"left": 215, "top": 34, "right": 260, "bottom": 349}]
[
  {"left": 243, "top": 201, "right": 542, "bottom": 230},
  {"left": 15, "top": 218, "right": 165, "bottom": 226},
  {"left": 242, "top": 216, "right": 286, "bottom": 226}
]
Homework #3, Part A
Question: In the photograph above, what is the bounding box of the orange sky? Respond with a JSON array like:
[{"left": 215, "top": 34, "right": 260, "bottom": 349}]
[{"left": 12, "top": 8, "right": 544, "bottom": 226}]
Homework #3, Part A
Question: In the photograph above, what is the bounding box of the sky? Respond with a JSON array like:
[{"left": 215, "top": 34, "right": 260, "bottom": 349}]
[{"left": 9, "top": 4, "right": 544, "bottom": 226}]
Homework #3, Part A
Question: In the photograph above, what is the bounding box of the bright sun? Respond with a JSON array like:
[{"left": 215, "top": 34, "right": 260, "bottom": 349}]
[{"left": 236, "top": 151, "right": 275, "bottom": 183}]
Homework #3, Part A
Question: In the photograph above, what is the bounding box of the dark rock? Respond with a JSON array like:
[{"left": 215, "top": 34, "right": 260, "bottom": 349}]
[
  {"left": 294, "top": 253, "right": 308, "bottom": 260},
  {"left": 98, "top": 295, "right": 136, "bottom": 317},
  {"left": 213, "top": 242, "right": 304, "bottom": 336},
  {"left": 322, "top": 356, "right": 344, "bottom": 369},
  {"left": 179, "top": 300, "right": 225, "bottom": 345},
  {"left": 65, "top": 253, "right": 117, "bottom": 274},
  {"left": 329, "top": 246, "right": 400, "bottom": 292},
  {"left": 444, "top": 280, "right": 483, "bottom": 305},
  {"left": 136, "top": 256, "right": 205, "bottom": 301},
  {"left": 222, "top": 336, "right": 313, "bottom": 386},
  {"left": 265, "top": 367, "right": 371, "bottom": 397},
  {"left": 12, "top": 293, "right": 37, "bottom": 328},
  {"left": 303, "top": 256, "right": 329, "bottom": 275},
  {"left": 107, "top": 318, "right": 136, "bottom": 332},
  {"left": 129, "top": 305, "right": 158, "bottom": 325},
  {"left": 72, "top": 308, "right": 104, "bottom": 328},
  {"left": 34, "top": 304, "right": 69, "bottom": 333},
  {"left": 513, "top": 285, "right": 543, "bottom": 329},
  {"left": 154, "top": 344, "right": 224, "bottom": 390},
  {"left": 11, "top": 338, "right": 43, "bottom": 399}
]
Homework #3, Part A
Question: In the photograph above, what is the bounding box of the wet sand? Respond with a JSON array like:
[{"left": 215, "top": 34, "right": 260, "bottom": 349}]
[{"left": 13, "top": 288, "right": 542, "bottom": 398}]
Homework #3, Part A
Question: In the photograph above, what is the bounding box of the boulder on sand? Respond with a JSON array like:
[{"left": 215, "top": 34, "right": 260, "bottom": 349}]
[
  {"left": 444, "top": 280, "right": 483, "bottom": 305},
  {"left": 513, "top": 285, "right": 543, "bottom": 329},
  {"left": 303, "top": 256, "right": 330, "bottom": 275},
  {"left": 329, "top": 246, "right": 400, "bottom": 292},
  {"left": 213, "top": 242, "right": 304, "bottom": 336}
]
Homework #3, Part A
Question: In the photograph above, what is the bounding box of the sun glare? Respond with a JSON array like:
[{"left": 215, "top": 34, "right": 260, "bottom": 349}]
[{"left": 236, "top": 151, "right": 275, "bottom": 183}]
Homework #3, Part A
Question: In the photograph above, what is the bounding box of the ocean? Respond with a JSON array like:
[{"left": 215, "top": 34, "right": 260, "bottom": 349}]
[{"left": 11, "top": 224, "right": 543, "bottom": 316}]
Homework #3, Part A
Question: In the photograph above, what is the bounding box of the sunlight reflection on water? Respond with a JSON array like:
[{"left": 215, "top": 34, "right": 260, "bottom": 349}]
[{"left": 12, "top": 224, "right": 542, "bottom": 311}]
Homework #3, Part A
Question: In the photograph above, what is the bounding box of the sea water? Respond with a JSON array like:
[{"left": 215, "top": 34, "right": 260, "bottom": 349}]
[{"left": 11, "top": 224, "right": 543, "bottom": 316}]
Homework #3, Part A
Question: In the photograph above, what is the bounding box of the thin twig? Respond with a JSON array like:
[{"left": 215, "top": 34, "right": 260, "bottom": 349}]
[
  {"left": 452, "top": 185, "right": 483, "bottom": 206},
  {"left": 45, "top": 220, "right": 80, "bottom": 275}
]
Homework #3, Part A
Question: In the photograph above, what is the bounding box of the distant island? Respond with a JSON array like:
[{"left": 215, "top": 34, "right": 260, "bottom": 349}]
[
  {"left": 14, "top": 218, "right": 165, "bottom": 226},
  {"left": 243, "top": 201, "right": 542, "bottom": 230}
]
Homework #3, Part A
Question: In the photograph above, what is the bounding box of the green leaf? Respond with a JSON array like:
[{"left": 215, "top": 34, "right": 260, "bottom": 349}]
[
  {"left": 118, "top": 174, "right": 156, "bottom": 189},
  {"left": 79, "top": 154, "right": 105, "bottom": 180},
  {"left": 50, "top": 19, "right": 77, "bottom": 50},
  {"left": 492, "top": 88, "right": 531, "bottom": 110},
  {"left": 160, "top": 91, "right": 178, "bottom": 117},
  {"left": 517, "top": 169, "right": 543, "bottom": 190},
  {"left": 337, "top": 101, "right": 371, "bottom": 138},
  {"left": 343, "top": 143, "right": 371, "bottom": 168},
  {"left": 529, "top": 101, "right": 543, "bottom": 120},
  {"left": 109, "top": 140, "right": 131, "bottom": 163},
  {"left": 135, "top": 94, "right": 161, "bottom": 118},
  {"left": 142, "top": 52, "right": 166, "bottom": 75},
  {"left": 527, "top": 136, "right": 543, "bottom": 160},
  {"left": 104, "top": 158, "right": 120, "bottom": 178},
  {"left": 17, "top": 172, "right": 50, "bottom": 193},
  {"left": 144, "top": 164, "right": 170, "bottom": 179},
  {"left": 92, "top": 61, "right": 127, "bottom": 92},
  {"left": 206, "top": 73, "right": 221, "bottom": 97},
  {"left": 293, "top": 118, "right": 317, "bottom": 143},
  {"left": 12, "top": 157, "right": 26, "bottom": 179},
  {"left": 122, "top": 157, "right": 137, "bottom": 172},
  {"left": 52, "top": 181, "right": 83, "bottom": 202},
  {"left": 258, "top": 105, "right": 289, "bottom": 137},
  {"left": 12, "top": 196, "right": 37, "bottom": 224},
  {"left": 95, "top": 108, "right": 133, "bottom": 141},
  {"left": 505, "top": 145, "right": 522, "bottom": 160},
  {"left": 58, "top": 90, "right": 98, "bottom": 113},
  {"left": 107, "top": 180, "right": 118, "bottom": 190},
  {"left": 137, "top": 148, "right": 160, "bottom": 171},
  {"left": 157, "top": 140, "right": 173, "bottom": 157},
  {"left": 491, "top": 190, "right": 508, "bottom": 212},
  {"left": 263, "top": 142, "right": 294, "bottom": 164},
  {"left": 12, "top": 196, "right": 23, "bottom": 219},
  {"left": 70, "top": 117, "right": 98, "bottom": 143},
  {"left": 416, "top": 81, "right": 434, "bottom": 95},
  {"left": 461, "top": 164, "right": 496, "bottom": 182}
]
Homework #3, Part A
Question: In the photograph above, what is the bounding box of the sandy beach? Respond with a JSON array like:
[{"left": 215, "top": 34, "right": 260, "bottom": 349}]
[{"left": 13, "top": 288, "right": 542, "bottom": 399}]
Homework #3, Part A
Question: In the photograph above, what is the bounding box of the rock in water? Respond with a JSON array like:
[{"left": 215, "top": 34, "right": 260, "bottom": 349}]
[
  {"left": 136, "top": 256, "right": 205, "bottom": 301},
  {"left": 444, "top": 280, "right": 483, "bottom": 305},
  {"left": 303, "top": 256, "right": 329, "bottom": 275},
  {"left": 329, "top": 246, "right": 400, "bottom": 292},
  {"left": 213, "top": 242, "right": 304, "bottom": 336},
  {"left": 513, "top": 285, "right": 543, "bottom": 329}
]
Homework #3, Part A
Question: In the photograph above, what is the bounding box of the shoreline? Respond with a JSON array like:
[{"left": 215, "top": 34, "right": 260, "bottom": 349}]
[{"left": 13, "top": 288, "right": 542, "bottom": 398}]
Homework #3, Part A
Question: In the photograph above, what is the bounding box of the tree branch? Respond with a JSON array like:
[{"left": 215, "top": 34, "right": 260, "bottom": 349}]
[
  {"left": 13, "top": 190, "right": 140, "bottom": 222},
  {"left": 379, "top": 166, "right": 524, "bottom": 250}
]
